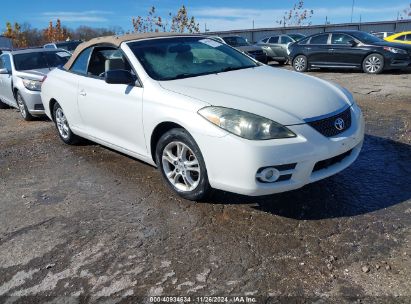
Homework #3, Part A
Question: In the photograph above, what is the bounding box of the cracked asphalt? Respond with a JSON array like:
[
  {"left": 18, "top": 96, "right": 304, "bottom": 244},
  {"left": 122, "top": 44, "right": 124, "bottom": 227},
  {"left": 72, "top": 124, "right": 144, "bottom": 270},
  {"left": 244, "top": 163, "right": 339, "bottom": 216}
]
[{"left": 0, "top": 66, "right": 410, "bottom": 304}]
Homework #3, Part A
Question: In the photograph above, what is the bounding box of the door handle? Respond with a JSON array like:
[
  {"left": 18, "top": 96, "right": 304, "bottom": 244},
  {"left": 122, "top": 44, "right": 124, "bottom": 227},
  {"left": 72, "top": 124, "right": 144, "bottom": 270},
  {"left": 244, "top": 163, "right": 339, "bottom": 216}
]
[{"left": 79, "top": 90, "right": 87, "bottom": 96}]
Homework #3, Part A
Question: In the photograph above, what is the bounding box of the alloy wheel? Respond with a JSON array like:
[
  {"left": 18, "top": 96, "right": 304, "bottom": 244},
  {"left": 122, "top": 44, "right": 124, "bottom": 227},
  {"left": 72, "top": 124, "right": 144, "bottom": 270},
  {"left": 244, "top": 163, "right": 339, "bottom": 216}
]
[
  {"left": 365, "top": 56, "right": 381, "bottom": 73},
  {"left": 55, "top": 108, "right": 70, "bottom": 139},
  {"left": 162, "top": 141, "right": 201, "bottom": 192},
  {"left": 294, "top": 57, "right": 306, "bottom": 71},
  {"left": 17, "top": 95, "right": 27, "bottom": 118}
]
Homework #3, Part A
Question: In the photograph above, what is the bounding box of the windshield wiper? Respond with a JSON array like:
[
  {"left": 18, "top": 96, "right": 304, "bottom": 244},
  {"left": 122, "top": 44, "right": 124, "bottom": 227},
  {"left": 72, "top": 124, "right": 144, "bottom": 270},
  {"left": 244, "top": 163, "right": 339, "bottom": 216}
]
[
  {"left": 161, "top": 71, "right": 213, "bottom": 81},
  {"left": 220, "top": 65, "right": 256, "bottom": 73}
]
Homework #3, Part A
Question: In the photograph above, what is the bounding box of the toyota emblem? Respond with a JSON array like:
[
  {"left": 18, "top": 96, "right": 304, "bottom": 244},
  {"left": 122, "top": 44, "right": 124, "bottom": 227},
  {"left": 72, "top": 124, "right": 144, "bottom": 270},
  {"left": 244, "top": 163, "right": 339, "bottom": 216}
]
[{"left": 334, "top": 118, "right": 345, "bottom": 131}]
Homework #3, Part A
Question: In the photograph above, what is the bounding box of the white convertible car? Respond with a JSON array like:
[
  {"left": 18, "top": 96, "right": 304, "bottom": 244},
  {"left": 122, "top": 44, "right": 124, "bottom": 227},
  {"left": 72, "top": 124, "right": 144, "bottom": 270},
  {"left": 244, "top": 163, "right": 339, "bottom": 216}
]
[{"left": 41, "top": 33, "right": 364, "bottom": 200}]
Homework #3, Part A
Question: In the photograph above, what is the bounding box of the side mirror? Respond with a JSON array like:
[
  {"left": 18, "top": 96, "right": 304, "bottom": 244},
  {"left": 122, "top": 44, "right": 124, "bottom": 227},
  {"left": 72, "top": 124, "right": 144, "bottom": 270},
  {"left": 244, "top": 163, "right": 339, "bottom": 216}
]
[
  {"left": 0, "top": 68, "right": 10, "bottom": 74},
  {"left": 349, "top": 40, "right": 358, "bottom": 47},
  {"left": 105, "top": 70, "right": 134, "bottom": 85}
]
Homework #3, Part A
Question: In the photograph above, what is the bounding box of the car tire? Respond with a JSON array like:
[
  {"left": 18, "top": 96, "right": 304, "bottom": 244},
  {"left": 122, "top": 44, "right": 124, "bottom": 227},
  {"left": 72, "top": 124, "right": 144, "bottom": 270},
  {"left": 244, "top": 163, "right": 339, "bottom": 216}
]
[
  {"left": 0, "top": 99, "right": 9, "bottom": 109},
  {"left": 53, "top": 102, "right": 80, "bottom": 145},
  {"left": 16, "top": 92, "right": 34, "bottom": 121},
  {"left": 293, "top": 55, "right": 308, "bottom": 72},
  {"left": 155, "top": 128, "right": 211, "bottom": 201},
  {"left": 362, "top": 53, "right": 384, "bottom": 74}
]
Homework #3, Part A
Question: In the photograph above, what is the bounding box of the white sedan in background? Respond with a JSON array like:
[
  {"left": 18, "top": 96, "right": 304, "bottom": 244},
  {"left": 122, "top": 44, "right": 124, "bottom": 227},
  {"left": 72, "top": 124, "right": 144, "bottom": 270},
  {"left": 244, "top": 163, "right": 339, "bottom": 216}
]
[{"left": 41, "top": 33, "right": 364, "bottom": 200}]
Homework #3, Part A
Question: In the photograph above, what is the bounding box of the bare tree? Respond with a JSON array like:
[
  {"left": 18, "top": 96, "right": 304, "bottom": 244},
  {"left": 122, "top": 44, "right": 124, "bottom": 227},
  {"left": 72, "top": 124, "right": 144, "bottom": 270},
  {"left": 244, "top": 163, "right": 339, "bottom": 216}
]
[
  {"left": 399, "top": 3, "right": 411, "bottom": 19},
  {"left": 276, "top": 0, "right": 314, "bottom": 27},
  {"left": 132, "top": 5, "right": 199, "bottom": 33}
]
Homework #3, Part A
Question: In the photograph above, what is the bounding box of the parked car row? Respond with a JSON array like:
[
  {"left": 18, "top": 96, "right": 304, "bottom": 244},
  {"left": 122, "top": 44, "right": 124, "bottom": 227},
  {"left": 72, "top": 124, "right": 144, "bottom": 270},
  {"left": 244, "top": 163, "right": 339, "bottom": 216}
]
[
  {"left": 288, "top": 30, "right": 411, "bottom": 74},
  {"left": 210, "top": 30, "right": 411, "bottom": 74},
  {"left": 0, "top": 32, "right": 365, "bottom": 201}
]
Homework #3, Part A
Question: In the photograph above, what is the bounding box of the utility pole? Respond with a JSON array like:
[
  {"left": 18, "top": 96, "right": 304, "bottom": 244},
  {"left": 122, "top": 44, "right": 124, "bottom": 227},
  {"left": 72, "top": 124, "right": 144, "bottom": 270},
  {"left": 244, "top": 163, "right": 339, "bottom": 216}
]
[{"left": 350, "top": 0, "right": 355, "bottom": 23}]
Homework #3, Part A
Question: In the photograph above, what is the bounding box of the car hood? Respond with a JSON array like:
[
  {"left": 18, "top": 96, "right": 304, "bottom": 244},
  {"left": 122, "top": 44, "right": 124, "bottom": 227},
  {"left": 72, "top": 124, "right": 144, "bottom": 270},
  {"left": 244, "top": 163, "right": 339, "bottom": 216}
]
[
  {"left": 159, "top": 66, "right": 352, "bottom": 125},
  {"left": 14, "top": 68, "right": 53, "bottom": 81},
  {"left": 371, "top": 41, "right": 411, "bottom": 50}
]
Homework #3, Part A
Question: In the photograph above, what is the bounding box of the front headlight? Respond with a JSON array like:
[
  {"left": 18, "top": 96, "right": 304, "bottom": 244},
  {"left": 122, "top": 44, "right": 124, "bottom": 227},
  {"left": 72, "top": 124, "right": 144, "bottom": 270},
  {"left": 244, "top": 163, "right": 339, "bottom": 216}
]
[
  {"left": 22, "top": 78, "right": 42, "bottom": 91},
  {"left": 198, "top": 107, "right": 296, "bottom": 140},
  {"left": 383, "top": 46, "right": 407, "bottom": 54}
]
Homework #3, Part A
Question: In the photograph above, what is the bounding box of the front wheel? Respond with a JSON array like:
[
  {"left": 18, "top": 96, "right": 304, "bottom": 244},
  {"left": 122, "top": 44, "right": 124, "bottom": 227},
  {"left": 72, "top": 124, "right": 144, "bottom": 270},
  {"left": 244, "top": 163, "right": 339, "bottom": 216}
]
[
  {"left": 363, "top": 54, "right": 384, "bottom": 74},
  {"left": 0, "top": 99, "right": 9, "bottom": 109},
  {"left": 16, "top": 92, "right": 34, "bottom": 121},
  {"left": 156, "top": 128, "right": 211, "bottom": 201},
  {"left": 53, "top": 102, "right": 80, "bottom": 145},
  {"left": 293, "top": 55, "right": 308, "bottom": 72}
]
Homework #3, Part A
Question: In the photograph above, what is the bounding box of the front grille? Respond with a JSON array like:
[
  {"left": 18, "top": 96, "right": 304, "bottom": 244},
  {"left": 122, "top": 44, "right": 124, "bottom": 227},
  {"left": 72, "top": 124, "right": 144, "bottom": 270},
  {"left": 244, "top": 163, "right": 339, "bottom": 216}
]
[
  {"left": 312, "top": 149, "right": 352, "bottom": 172},
  {"left": 34, "top": 104, "right": 44, "bottom": 110},
  {"left": 307, "top": 107, "right": 351, "bottom": 137}
]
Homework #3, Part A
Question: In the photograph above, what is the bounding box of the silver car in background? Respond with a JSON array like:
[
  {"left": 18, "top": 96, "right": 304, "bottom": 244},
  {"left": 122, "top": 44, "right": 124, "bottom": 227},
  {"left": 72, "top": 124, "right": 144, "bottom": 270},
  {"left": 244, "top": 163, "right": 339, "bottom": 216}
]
[
  {"left": 257, "top": 34, "right": 306, "bottom": 65},
  {"left": 43, "top": 40, "right": 82, "bottom": 53},
  {"left": 0, "top": 48, "right": 71, "bottom": 120}
]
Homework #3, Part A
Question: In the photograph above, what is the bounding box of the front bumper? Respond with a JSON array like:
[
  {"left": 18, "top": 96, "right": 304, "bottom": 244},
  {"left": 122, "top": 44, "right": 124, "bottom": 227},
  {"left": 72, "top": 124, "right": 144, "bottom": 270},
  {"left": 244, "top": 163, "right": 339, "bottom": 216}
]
[
  {"left": 193, "top": 104, "right": 364, "bottom": 196},
  {"left": 19, "top": 88, "right": 45, "bottom": 115},
  {"left": 247, "top": 52, "right": 268, "bottom": 64},
  {"left": 385, "top": 52, "right": 411, "bottom": 69}
]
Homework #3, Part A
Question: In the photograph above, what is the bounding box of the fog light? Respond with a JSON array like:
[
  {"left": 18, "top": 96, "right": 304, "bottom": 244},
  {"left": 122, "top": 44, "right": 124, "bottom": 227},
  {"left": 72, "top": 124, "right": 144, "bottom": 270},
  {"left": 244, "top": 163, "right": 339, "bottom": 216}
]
[{"left": 257, "top": 168, "right": 280, "bottom": 183}]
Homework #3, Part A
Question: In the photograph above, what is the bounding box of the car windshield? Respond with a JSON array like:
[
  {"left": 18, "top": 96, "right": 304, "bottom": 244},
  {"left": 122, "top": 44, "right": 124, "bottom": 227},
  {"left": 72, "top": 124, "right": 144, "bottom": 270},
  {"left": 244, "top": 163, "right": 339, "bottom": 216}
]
[
  {"left": 13, "top": 51, "right": 71, "bottom": 71},
  {"left": 55, "top": 41, "right": 82, "bottom": 51},
  {"left": 222, "top": 36, "right": 249, "bottom": 47},
  {"left": 288, "top": 34, "right": 305, "bottom": 41},
  {"left": 351, "top": 32, "right": 383, "bottom": 43},
  {"left": 128, "top": 36, "right": 258, "bottom": 81}
]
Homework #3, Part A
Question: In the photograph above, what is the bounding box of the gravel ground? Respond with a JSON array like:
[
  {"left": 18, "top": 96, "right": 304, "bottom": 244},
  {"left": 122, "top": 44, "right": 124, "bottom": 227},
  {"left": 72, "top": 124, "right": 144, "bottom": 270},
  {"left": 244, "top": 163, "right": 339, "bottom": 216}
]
[{"left": 0, "top": 66, "right": 410, "bottom": 304}]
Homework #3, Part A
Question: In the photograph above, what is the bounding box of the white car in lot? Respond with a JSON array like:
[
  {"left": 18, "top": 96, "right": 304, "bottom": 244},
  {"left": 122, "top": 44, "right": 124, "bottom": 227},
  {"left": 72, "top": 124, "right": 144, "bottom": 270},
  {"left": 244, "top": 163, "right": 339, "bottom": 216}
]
[
  {"left": 41, "top": 33, "right": 364, "bottom": 200},
  {"left": 0, "top": 48, "right": 71, "bottom": 120}
]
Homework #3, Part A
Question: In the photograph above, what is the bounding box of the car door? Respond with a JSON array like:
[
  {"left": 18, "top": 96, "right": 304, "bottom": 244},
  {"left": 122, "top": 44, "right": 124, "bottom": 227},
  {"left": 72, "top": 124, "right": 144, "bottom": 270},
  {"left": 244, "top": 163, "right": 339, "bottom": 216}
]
[
  {"left": 77, "top": 46, "right": 146, "bottom": 156},
  {"left": 329, "top": 33, "right": 364, "bottom": 67},
  {"left": 266, "top": 36, "right": 284, "bottom": 58},
  {"left": 278, "top": 35, "right": 293, "bottom": 57},
  {"left": 0, "top": 54, "right": 16, "bottom": 106},
  {"left": 305, "top": 34, "right": 332, "bottom": 65}
]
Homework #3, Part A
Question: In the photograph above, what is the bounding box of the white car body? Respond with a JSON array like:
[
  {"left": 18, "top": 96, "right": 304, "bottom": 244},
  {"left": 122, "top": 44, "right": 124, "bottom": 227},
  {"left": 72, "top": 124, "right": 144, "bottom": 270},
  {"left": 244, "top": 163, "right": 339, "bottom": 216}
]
[{"left": 41, "top": 35, "right": 364, "bottom": 197}]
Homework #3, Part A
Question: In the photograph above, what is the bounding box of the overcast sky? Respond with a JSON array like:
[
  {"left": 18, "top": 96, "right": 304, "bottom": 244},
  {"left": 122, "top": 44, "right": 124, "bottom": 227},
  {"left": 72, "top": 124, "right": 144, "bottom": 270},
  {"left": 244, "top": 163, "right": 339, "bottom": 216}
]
[{"left": 1, "top": 0, "right": 410, "bottom": 32}]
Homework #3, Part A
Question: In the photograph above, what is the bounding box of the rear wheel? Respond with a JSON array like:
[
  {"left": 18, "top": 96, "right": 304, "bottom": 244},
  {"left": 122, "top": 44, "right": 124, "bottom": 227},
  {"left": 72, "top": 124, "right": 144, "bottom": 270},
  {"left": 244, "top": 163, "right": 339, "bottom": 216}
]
[
  {"left": 16, "top": 92, "right": 34, "bottom": 121},
  {"left": 362, "top": 54, "right": 384, "bottom": 74},
  {"left": 156, "top": 128, "right": 211, "bottom": 201},
  {"left": 53, "top": 102, "right": 80, "bottom": 145},
  {"left": 293, "top": 55, "right": 308, "bottom": 72}
]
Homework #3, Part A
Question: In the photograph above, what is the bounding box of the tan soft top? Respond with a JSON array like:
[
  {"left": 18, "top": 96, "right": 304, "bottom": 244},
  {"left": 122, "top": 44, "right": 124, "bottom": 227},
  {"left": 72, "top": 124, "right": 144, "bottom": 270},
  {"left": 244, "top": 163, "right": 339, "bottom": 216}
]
[{"left": 64, "top": 32, "right": 197, "bottom": 70}]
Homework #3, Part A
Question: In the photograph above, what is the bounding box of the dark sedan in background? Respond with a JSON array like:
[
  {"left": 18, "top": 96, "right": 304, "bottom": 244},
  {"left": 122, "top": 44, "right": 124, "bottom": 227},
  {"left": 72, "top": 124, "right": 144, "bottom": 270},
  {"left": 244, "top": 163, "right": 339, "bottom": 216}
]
[
  {"left": 219, "top": 35, "right": 268, "bottom": 64},
  {"left": 289, "top": 30, "right": 411, "bottom": 74}
]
